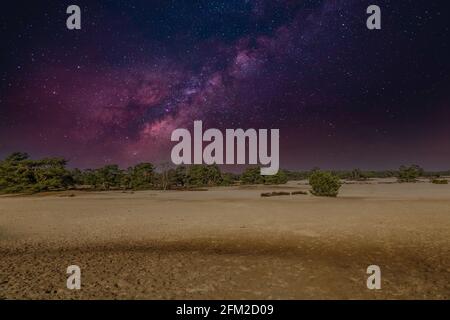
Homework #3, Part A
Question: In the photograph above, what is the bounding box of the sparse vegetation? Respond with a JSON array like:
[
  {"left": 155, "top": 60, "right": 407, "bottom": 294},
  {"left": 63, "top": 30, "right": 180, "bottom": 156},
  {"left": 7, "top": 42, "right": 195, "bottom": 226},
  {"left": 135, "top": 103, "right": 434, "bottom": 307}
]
[
  {"left": 397, "top": 165, "right": 423, "bottom": 183},
  {"left": 431, "top": 179, "right": 448, "bottom": 184},
  {"left": 241, "top": 167, "right": 288, "bottom": 185},
  {"left": 309, "top": 171, "right": 341, "bottom": 197},
  {"left": 263, "top": 170, "right": 288, "bottom": 185},
  {"left": 291, "top": 190, "right": 308, "bottom": 195},
  {"left": 261, "top": 191, "right": 290, "bottom": 197},
  {"left": 261, "top": 190, "right": 308, "bottom": 197},
  {"left": 348, "top": 168, "right": 368, "bottom": 181}
]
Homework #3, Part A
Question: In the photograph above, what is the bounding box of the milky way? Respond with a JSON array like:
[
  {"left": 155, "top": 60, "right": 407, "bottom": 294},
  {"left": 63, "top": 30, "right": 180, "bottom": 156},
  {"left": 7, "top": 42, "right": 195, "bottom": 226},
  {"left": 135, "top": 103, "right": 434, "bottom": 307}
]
[{"left": 1, "top": 0, "right": 449, "bottom": 169}]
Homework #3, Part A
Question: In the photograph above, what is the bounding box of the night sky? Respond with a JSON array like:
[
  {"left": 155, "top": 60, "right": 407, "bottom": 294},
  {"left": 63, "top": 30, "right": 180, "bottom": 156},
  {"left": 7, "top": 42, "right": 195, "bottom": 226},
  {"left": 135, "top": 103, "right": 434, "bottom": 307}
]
[{"left": 1, "top": 0, "right": 449, "bottom": 170}]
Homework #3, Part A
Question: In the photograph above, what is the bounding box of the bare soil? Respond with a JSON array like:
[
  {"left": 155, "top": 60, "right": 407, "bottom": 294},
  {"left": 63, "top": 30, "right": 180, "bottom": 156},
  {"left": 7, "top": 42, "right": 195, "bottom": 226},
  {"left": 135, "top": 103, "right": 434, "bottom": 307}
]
[{"left": 0, "top": 180, "right": 449, "bottom": 299}]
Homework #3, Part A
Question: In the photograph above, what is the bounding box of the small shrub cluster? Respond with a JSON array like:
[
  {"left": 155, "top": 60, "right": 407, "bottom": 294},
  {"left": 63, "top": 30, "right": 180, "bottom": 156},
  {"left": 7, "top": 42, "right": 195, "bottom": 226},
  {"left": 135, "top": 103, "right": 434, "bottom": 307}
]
[
  {"left": 241, "top": 167, "right": 288, "bottom": 185},
  {"left": 261, "top": 191, "right": 290, "bottom": 197},
  {"left": 348, "top": 168, "right": 369, "bottom": 181},
  {"left": 261, "top": 190, "right": 308, "bottom": 197},
  {"left": 291, "top": 190, "right": 308, "bottom": 195},
  {"left": 431, "top": 179, "right": 448, "bottom": 184}
]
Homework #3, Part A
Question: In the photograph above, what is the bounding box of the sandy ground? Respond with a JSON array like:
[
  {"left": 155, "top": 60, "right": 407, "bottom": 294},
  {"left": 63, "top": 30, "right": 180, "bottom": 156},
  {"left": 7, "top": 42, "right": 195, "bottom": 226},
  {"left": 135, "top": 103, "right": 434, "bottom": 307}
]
[{"left": 0, "top": 179, "right": 449, "bottom": 299}]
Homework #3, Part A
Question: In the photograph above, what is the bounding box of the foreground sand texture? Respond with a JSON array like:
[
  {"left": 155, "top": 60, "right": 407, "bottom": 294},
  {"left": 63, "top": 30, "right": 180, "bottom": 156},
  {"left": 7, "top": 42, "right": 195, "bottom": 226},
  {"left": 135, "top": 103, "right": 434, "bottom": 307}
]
[{"left": 1, "top": 179, "right": 449, "bottom": 299}]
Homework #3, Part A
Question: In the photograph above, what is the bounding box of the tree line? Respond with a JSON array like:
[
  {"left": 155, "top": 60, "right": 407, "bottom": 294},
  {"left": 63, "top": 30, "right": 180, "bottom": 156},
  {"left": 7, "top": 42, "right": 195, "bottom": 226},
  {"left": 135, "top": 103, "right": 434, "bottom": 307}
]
[
  {"left": 0, "top": 152, "right": 447, "bottom": 194},
  {"left": 0, "top": 152, "right": 287, "bottom": 193},
  {"left": 285, "top": 165, "right": 450, "bottom": 182}
]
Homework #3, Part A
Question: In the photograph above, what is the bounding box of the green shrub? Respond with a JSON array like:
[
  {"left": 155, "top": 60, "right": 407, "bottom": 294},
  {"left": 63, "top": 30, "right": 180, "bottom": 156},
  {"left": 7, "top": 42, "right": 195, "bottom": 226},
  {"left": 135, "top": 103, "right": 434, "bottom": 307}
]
[
  {"left": 261, "top": 191, "right": 290, "bottom": 197},
  {"left": 127, "top": 163, "right": 155, "bottom": 189},
  {"left": 431, "top": 179, "right": 448, "bottom": 184},
  {"left": 241, "top": 167, "right": 265, "bottom": 185},
  {"left": 291, "top": 190, "right": 308, "bottom": 195},
  {"left": 397, "top": 165, "right": 423, "bottom": 183},
  {"left": 220, "top": 172, "right": 238, "bottom": 186},
  {"left": 264, "top": 170, "right": 288, "bottom": 185},
  {"left": 309, "top": 171, "right": 341, "bottom": 197},
  {"left": 348, "top": 168, "right": 368, "bottom": 181},
  {"left": 241, "top": 167, "right": 288, "bottom": 185}
]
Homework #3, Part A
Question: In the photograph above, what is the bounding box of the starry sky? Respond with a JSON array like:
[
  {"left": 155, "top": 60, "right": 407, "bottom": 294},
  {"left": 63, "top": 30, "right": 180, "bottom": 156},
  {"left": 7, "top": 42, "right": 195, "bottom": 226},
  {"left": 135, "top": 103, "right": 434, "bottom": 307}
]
[{"left": 1, "top": 0, "right": 449, "bottom": 170}]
